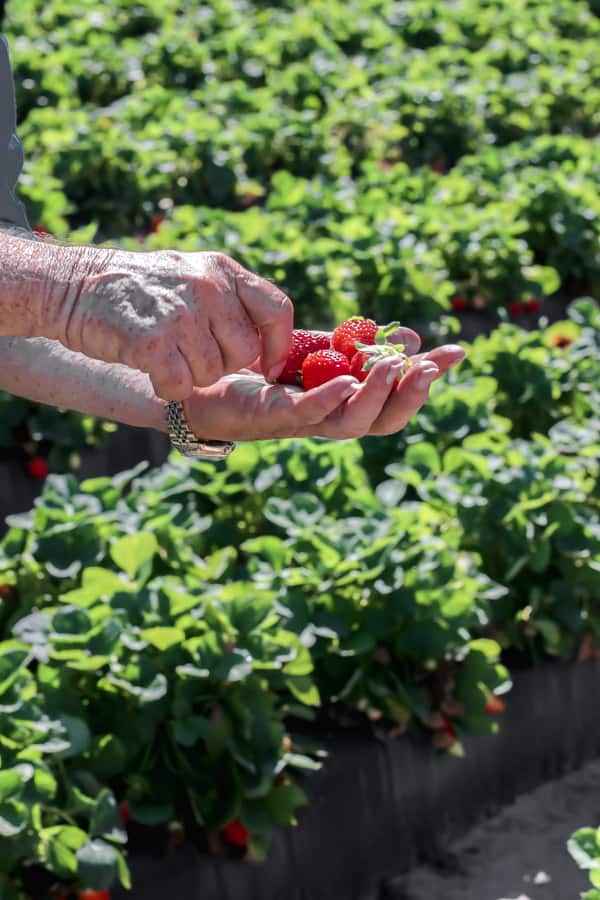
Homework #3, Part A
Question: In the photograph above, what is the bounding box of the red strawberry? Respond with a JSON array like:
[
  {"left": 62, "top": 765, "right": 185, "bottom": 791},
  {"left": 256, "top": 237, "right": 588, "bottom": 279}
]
[
  {"left": 484, "top": 695, "right": 506, "bottom": 714},
  {"left": 508, "top": 301, "right": 525, "bottom": 317},
  {"left": 527, "top": 297, "right": 541, "bottom": 313},
  {"left": 222, "top": 818, "right": 249, "bottom": 847},
  {"left": 331, "top": 317, "right": 379, "bottom": 361},
  {"left": 451, "top": 296, "right": 468, "bottom": 312},
  {"left": 432, "top": 161, "right": 446, "bottom": 173},
  {"left": 349, "top": 350, "right": 371, "bottom": 382},
  {"left": 119, "top": 802, "right": 132, "bottom": 824},
  {"left": 27, "top": 457, "right": 49, "bottom": 480},
  {"left": 442, "top": 717, "right": 457, "bottom": 738},
  {"left": 301, "top": 350, "right": 351, "bottom": 390},
  {"left": 277, "top": 330, "right": 332, "bottom": 385},
  {"left": 78, "top": 892, "right": 111, "bottom": 900}
]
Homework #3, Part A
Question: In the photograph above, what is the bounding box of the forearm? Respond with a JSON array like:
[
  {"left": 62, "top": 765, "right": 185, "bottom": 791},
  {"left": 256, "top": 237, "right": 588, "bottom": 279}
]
[
  {"left": 0, "top": 229, "right": 92, "bottom": 339},
  {"left": 0, "top": 336, "right": 166, "bottom": 431}
]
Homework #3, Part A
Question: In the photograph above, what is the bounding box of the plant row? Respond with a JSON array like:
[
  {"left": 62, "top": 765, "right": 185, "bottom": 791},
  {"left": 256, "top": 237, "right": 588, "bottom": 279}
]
[{"left": 0, "top": 300, "right": 598, "bottom": 897}]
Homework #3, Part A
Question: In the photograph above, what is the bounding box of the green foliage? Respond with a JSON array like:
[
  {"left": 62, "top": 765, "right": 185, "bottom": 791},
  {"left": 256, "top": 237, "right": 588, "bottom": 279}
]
[
  {"left": 568, "top": 827, "right": 600, "bottom": 898},
  {"left": 4, "top": 0, "right": 599, "bottom": 324},
  {"left": 0, "top": 297, "right": 598, "bottom": 893}
]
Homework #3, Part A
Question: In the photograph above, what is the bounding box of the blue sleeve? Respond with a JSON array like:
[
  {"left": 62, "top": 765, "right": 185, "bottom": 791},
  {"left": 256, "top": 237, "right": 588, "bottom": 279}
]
[{"left": 0, "top": 34, "right": 30, "bottom": 230}]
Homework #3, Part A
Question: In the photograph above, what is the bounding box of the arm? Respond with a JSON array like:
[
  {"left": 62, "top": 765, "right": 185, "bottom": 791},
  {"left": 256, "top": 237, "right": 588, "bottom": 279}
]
[
  {"left": 0, "top": 333, "right": 465, "bottom": 442},
  {"left": 0, "top": 336, "right": 167, "bottom": 431}
]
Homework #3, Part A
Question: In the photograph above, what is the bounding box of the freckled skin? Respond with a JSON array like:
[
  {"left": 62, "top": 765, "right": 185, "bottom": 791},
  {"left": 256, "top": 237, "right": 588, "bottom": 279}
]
[{"left": 0, "top": 234, "right": 293, "bottom": 400}]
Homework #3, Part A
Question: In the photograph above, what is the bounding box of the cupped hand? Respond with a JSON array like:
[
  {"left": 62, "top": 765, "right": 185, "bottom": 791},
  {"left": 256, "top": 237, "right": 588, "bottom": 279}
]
[
  {"left": 45, "top": 248, "right": 293, "bottom": 401},
  {"left": 182, "top": 337, "right": 466, "bottom": 442}
]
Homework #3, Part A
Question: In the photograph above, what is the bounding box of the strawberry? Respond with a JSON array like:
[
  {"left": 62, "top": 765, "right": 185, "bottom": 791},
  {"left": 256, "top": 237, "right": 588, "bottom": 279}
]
[
  {"left": 442, "top": 717, "right": 457, "bottom": 738},
  {"left": 27, "top": 457, "right": 49, "bottom": 480},
  {"left": 332, "top": 317, "right": 402, "bottom": 361},
  {"left": 527, "top": 297, "right": 541, "bottom": 313},
  {"left": 119, "top": 802, "right": 132, "bottom": 824},
  {"left": 349, "top": 344, "right": 411, "bottom": 383},
  {"left": 78, "top": 891, "right": 111, "bottom": 900},
  {"left": 332, "top": 317, "right": 378, "bottom": 361},
  {"left": 451, "top": 296, "right": 468, "bottom": 312},
  {"left": 508, "top": 301, "right": 525, "bottom": 317},
  {"left": 277, "top": 330, "right": 332, "bottom": 385},
  {"left": 301, "top": 349, "right": 351, "bottom": 390},
  {"left": 484, "top": 695, "right": 506, "bottom": 715},
  {"left": 222, "top": 818, "right": 249, "bottom": 847}
]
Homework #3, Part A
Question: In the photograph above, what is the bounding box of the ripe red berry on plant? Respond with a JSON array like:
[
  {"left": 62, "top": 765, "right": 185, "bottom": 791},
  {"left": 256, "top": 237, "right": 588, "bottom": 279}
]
[
  {"left": 508, "top": 301, "right": 525, "bottom": 318},
  {"left": 78, "top": 891, "right": 111, "bottom": 900},
  {"left": 27, "top": 457, "right": 49, "bottom": 480},
  {"left": 222, "top": 818, "right": 249, "bottom": 847},
  {"left": 119, "top": 802, "right": 132, "bottom": 825}
]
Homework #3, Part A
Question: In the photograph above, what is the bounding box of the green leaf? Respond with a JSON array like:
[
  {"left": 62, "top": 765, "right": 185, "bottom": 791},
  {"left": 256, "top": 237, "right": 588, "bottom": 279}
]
[
  {"left": 568, "top": 828, "right": 600, "bottom": 869},
  {"left": 76, "top": 839, "right": 119, "bottom": 890},
  {"left": 42, "top": 825, "right": 88, "bottom": 878},
  {"left": 141, "top": 626, "right": 185, "bottom": 652},
  {"left": 90, "top": 790, "right": 127, "bottom": 845},
  {"left": 110, "top": 533, "right": 158, "bottom": 580},
  {"left": 0, "top": 800, "right": 27, "bottom": 837},
  {"left": 0, "top": 772, "right": 22, "bottom": 804},
  {"left": 285, "top": 676, "right": 321, "bottom": 707}
]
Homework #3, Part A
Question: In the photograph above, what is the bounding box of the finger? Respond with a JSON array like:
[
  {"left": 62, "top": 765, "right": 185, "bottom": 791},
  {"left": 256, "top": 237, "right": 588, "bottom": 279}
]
[
  {"left": 312, "top": 357, "right": 408, "bottom": 439},
  {"left": 411, "top": 343, "right": 465, "bottom": 374},
  {"left": 388, "top": 326, "right": 422, "bottom": 355},
  {"left": 369, "top": 358, "right": 440, "bottom": 435},
  {"left": 177, "top": 323, "right": 227, "bottom": 388},
  {"left": 288, "top": 376, "right": 360, "bottom": 430},
  {"left": 234, "top": 267, "right": 294, "bottom": 381},
  {"left": 147, "top": 346, "right": 194, "bottom": 401}
]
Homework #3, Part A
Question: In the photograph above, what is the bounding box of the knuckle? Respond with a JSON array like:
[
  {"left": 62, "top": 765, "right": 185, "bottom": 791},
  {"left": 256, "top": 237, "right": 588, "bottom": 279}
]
[{"left": 210, "top": 251, "right": 232, "bottom": 270}]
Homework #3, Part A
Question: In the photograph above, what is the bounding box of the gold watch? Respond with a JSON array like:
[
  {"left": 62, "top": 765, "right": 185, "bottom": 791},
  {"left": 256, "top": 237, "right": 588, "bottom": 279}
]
[{"left": 165, "top": 401, "right": 236, "bottom": 460}]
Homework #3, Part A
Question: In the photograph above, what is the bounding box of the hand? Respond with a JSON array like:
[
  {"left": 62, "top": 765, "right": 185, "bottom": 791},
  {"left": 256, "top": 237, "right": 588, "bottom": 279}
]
[
  {"left": 43, "top": 247, "right": 293, "bottom": 401},
  {"left": 183, "top": 328, "right": 465, "bottom": 441}
]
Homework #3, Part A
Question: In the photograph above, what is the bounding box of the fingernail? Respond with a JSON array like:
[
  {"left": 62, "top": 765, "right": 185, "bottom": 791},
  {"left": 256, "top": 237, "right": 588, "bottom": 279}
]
[
  {"left": 415, "top": 363, "right": 439, "bottom": 391},
  {"left": 340, "top": 379, "right": 360, "bottom": 400},
  {"left": 266, "top": 363, "right": 284, "bottom": 383},
  {"left": 444, "top": 344, "right": 465, "bottom": 355},
  {"left": 386, "top": 361, "right": 408, "bottom": 385}
]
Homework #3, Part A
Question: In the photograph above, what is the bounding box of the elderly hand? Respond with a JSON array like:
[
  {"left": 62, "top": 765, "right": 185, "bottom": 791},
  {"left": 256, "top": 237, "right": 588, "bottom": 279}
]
[
  {"left": 40, "top": 246, "right": 293, "bottom": 401},
  {"left": 182, "top": 328, "right": 465, "bottom": 442}
]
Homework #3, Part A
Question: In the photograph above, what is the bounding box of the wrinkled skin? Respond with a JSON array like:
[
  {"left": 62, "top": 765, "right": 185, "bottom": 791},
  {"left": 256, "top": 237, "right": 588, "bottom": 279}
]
[{"left": 38, "top": 245, "right": 294, "bottom": 400}]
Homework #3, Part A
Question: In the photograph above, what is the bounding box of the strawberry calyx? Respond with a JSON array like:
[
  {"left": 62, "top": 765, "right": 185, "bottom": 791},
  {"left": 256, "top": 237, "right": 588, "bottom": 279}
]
[{"left": 351, "top": 341, "right": 412, "bottom": 380}]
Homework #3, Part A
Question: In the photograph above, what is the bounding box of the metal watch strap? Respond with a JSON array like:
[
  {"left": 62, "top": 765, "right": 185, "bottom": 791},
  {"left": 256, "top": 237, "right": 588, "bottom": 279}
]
[{"left": 165, "top": 401, "right": 235, "bottom": 460}]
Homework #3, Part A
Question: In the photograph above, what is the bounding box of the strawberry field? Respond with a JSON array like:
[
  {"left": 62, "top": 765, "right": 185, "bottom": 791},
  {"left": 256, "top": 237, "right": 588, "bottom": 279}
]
[{"left": 1, "top": 0, "right": 600, "bottom": 897}]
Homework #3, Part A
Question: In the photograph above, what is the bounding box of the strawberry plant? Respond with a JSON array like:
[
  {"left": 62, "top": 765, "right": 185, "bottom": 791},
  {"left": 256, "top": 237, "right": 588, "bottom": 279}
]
[{"left": 568, "top": 827, "right": 600, "bottom": 899}]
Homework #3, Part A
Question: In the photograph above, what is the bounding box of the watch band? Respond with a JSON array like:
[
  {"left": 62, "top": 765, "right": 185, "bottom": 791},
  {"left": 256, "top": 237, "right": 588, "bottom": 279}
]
[{"left": 165, "top": 401, "right": 236, "bottom": 460}]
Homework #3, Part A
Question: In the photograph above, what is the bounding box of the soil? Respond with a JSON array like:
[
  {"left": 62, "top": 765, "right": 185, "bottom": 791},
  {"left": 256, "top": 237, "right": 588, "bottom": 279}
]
[{"left": 390, "top": 757, "right": 600, "bottom": 900}]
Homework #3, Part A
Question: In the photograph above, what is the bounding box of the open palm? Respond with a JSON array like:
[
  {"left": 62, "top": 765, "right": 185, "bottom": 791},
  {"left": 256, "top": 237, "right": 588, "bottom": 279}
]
[{"left": 184, "top": 327, "right": 465, "bottom": 442}]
